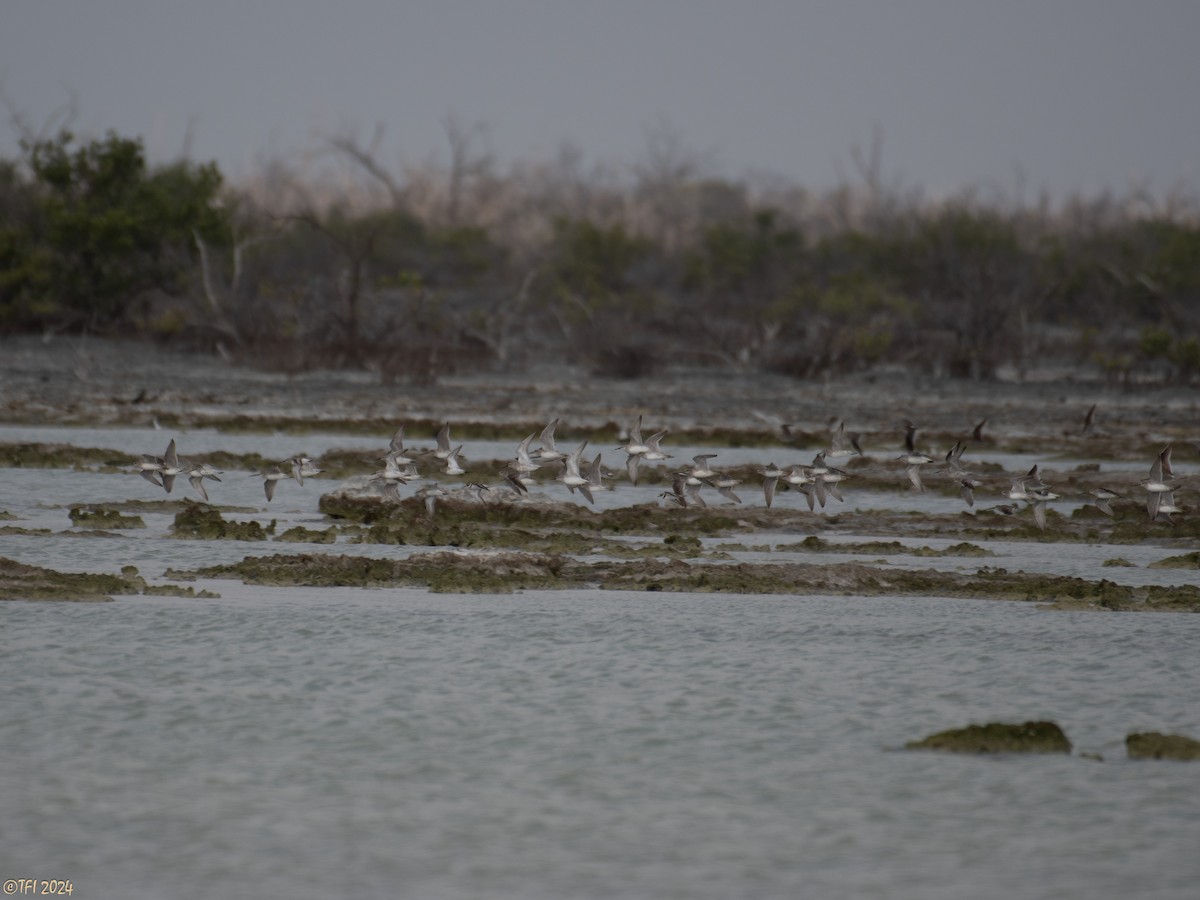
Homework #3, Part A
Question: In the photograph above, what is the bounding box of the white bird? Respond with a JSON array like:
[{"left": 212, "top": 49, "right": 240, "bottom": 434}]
[
  {"left": 957, "top": 476, "right": 985, "bottom": 508},
  {"left": 287, "top": 454, "right": 321, "bottom": 486},
  {"left": 511, "top": 432, "right": 543, "bottom": 477},
  {"left": 820, "top": 465, "right": 850, "bottom": 503},
  {"left": 826, "top": 420, "right": 863, "bottom": 461},
  {"left": 186, "top": 462, "right": 223, "bottom": 502},
  {"left": 556, "top": 441, "right": 594, "bottom": 503},
  {"left": 1029, "top": 487, "right": 1059, "bottom": 531},
  {"left": 255, "top": 466, "right": 289, "bottom": 502},
  {"left": 1143, "top": 445, "right": 1175, "bottom": 520},
  {"left": 1152, "top": 490, "right": 1183, "bottom": 524},
  {"left": 136, "top": 453, "right": 166, "bottom": 487},
  {"left": 759, "top": 462, "right": 783, "bottom": 508},
  {"left": 703, "top": 473, "right": 743, "bottom": 504},
  {"left": 585, "top": 452, "right": 613, "bottom": 495},
  {"left": 159, "top": 439, "right": 185, "bottom": 493},
  {"left": 429, "top": 423, "right": 454, "bottom": 461},
  {"left": 781, "top": 464, "right": 817, "bottom": 511},
  {"left": 532, "top": 418, "right": 567, "bottom": 464},
  {"left": 1091, "top": 487, "right": 1122, "bottom": 517},
  {"left": 686, "top": 454, "right": 719, "bottom": 480},
  {"left": 441, "top": 445, "right": 467, "bottom": 476},
  {"left": 626, "top": 429, "right": 671, "bottom": 484},
  {"left": 897, "top": 422, "right": 933, "bottom": 493},
  {"left": 413, "top": 483, "right": 449, "bottom": 518}
]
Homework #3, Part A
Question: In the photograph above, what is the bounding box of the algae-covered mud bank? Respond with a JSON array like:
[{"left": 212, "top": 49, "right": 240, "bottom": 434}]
[
  {"left": 906, "top": 721, "right": 1073, "bottom": 754},
  {"left": 1, "top": 336, "right": 1199, "bottom": 611},
  {"left": 168, "top": 548, "right": 1200, "bottom": 610},
  {"left": 0, "top": 556, "right": 216, "bottom": 601}
]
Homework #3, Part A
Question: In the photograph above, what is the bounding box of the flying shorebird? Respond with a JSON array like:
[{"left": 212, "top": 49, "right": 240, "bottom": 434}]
[
  {"left": 898, "top": 422, "right": 933, "bottom": 492},
  {"left": 1152, "top": 491, "right": 1183, "bottom": 524},
  {"left": 186, "top": 462, "right": 223, "bottom": 502},
  {"left": 556, "top": 441, "right": 594, "bottom": 503},
  {"left": 957, "top": 476, "right": 985, "bottom": 508},
  {"left": 686, "top": 454, "right": 719, "bottom": 480},
  {"left": 825, "top": 420, "right": 863, "bottom": 461},
  {"left": 585, "top": 452, "right": 613, "bottom": 496},
  {"left": 1081, "top": 403, "right": 1097, "bottom": 434},
  {"left": 500, "top": 466, "right": 530, "bottom": 496},
  {"left": 255, "top": 466, "right": 289, "bottom": 502},
  {"left": 413, "top": 483, "right": 449, "bottom": 518},
  {"left": 617, "top": 415, "right": 669, "bottom": 485},
  {"left": 287, "top": 454, "right": 321, "bottom": 486},
  {"left": 159, "top": 439, "right": 185, "bottom": 493},
  {"left": 1143, "top": 445, "right": 1175, "bottom": 519},
  {"left": 531, "top": 418, "right": 567, "bottom": 464},
  {"left": 136, "top": 451, "right": 166, "bottom": 487},
  {"left": 702, "top": 473, "right": 743, "bottom": 504},
  {"left": 510, "top": 432, "right": 542, "bottom": 478},
  {"left": 781, "top": 464, "right": 817, "bottom": 511},
  {"left": 759, "top": 462, "right": 784, "bottom": 508},
  {"left": 1028, "top": 486, "right": 1059, "bottom": 531},
  {"left": 625, "top": 431, "right": 671, "bottom": 485},
  {"left": 1090, "top": 487, "right": 1122, "bottom": 517},
  {"left": 441, "top": 445, "right": 467, "bottom": 476}
]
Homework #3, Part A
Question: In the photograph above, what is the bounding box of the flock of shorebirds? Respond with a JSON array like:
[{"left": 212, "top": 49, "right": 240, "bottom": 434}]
[{"left": 132, "top": 411, "right": 1187, "bottom": 528}]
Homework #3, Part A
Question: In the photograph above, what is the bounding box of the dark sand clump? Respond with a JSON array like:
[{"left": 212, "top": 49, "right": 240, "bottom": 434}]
[
  {"left": 1125, "top": 732, "right": 1200, "bottom": 761},
  {"left": 906, "top": 721, "right": 1073, "bottom": 754}
]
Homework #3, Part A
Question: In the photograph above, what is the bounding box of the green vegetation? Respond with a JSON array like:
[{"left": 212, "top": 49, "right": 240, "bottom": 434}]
[
  {"left": 2, "top": 131, "right": 227, "bottom": 332},
  {"left": 2, "top": 125, "right": 1198, "bottom": 383}
]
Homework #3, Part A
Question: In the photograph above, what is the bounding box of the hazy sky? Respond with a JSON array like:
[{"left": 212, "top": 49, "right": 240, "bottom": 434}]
[{"left": 3, "top": 1, "right": 1198, "bottom": 197}]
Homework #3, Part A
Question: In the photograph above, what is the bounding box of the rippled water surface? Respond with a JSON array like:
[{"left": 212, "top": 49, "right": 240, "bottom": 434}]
[
  {"left": 4, "top": 589, "right": 1200, "bottom": 900},
  {"left": 3, "top": 423, "right": 1200, "bottom": 899}
]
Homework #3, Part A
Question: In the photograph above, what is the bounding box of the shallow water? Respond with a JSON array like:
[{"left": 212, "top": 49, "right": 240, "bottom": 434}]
[
  {"left": 3, "top": 588, "right": 1200, "bottom": 900},
  {"left": 3, "top": 423, "right": 1199, "bottom": 899}
]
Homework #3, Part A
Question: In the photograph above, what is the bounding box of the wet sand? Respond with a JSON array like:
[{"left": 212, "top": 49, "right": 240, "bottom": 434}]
[{"left": 4, "top": 335, "right": 1199, "bottom": 440}]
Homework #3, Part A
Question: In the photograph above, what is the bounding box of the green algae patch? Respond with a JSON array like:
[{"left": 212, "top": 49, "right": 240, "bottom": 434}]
[
  {"left": 1149, "top": 552, "right": 1200, "bottom": 569},
  {"left": 1125, "top": 732, "right": 1200, "bottom": 761},
  {"left": 181, "top": 551, "right": 574, "bottom": 594},
  {"left": 594, "top": 558, "right": 804, "bottom": 593},
  {"left": 777, "top": 536, "right": 994, "bottom": 557},
  {"left": 275, "top": 525, "right": 337, "bottom": 544},
  {"left": 0, "top": 442, "right": 136, "bottom": 469},
  {"left": 0, "top": 510, "right": 15, "bottom": 520},
  {"left": 320, "top": 491, "right": 739, "bottom": 535},
  {"left": 0, "top": 525, "right": 52, "bottom": 536},
  {"left": 0, "top": 556, "right": 144, "bottom": 602},
  {"left": 167, "top": 548, "right": 1198, "bottom": 609},
  {"left": 1102, "top": 558, "right": 1136, "bottom": 567},
  {"left": 939, "top": 542, "right": 994, "bottom": 557},
  {"left": 906, "top": 721, "right": 1072, "bottom": 755},
  {"left": 1140, "top": 585, "right": 1200, "bottom": 612},
  {"left": 69, "top": 505, "right": 146, "bottom": 529},
  {"left": 171, "top": 503, "right": 269, "bottom": 540},
  {"left": 143, "top": 584, "right": 222, "bottom": 599}
]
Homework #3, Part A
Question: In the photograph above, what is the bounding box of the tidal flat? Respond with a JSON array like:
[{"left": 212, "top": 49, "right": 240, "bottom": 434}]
[
  {"left": 4, "top": 338, "right": 1200, "bottom": 900},
  {"left": 1, "top": 336, "right": 1199, "bottom": 609}
]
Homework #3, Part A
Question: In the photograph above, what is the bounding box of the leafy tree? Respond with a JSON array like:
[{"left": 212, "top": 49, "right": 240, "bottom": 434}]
[{"left": 13, "top": 130, "right": 227, "bottom": 328}]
